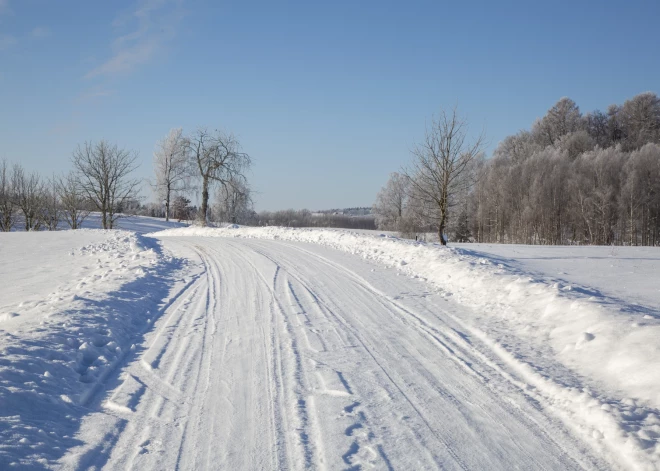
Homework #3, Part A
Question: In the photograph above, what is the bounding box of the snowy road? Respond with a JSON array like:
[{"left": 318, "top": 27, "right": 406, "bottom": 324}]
[{"left": 58, "top": 236, "right": 605, "bottom": 470}]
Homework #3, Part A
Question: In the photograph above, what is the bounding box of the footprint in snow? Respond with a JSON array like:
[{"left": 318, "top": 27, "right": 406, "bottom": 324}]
[
  {"left": 0, "top": 312, "right": 19, "bottom": 322},
  {"left": 575, "top": 332, "right": 595, "bottom": 349}
]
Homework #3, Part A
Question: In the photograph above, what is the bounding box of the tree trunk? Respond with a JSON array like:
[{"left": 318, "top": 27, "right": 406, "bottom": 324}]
[
  {"left": 438, "top": 205, "right": 447, "bottom": 246},
  {"left": 165, "top": 182, "right": 171, "bottom": 222},
  {"left": 101, "top": 208, "right": 108, "bottom": 229},
  {"left": 200, "top": 176, "right": 209, "bottom": 226}
]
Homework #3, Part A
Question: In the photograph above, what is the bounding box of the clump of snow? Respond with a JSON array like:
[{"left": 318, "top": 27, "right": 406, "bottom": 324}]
[{"left": 152, "top": 225, "right": 660, "bottom": 467}]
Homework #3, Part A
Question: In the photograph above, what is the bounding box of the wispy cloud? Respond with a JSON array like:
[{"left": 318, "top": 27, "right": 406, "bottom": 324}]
[
  {"left": 76, "top": 87, "right": 116, "bottom": 104},
  {"left": 85, "top": 0, "right": 183, "bottom": 79},
  {"left": 0, "top": 34, "right": 16, "bottom": 50},
  {"left": 30, "top": 26, "right": 50, "bottom": 38},
  {"left": 0, "top": 0, "right": 9, "bottom": 14}
]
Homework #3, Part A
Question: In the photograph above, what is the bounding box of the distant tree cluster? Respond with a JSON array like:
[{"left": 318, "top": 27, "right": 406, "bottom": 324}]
[
  {"left": 314, "top": 207, "right": 373, "bottom": 217},
  {"left": 253, "top": 209, "right": 376, "bottom": 230},
  {"left": 0, "top": 160, "right": 92, "bottom": 232},
  {"left": 374, "top": 92, "right": 660, "bottom": 246},
  {"left": 472, "top": 93, "right": 660, "bottom": 245},
  {"left": 0, "top": 140, "right": 142, "bottom": 232}
]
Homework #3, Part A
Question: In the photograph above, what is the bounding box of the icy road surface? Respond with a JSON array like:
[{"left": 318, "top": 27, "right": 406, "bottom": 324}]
[{"left": 57, "top": 236, "right": 603, "bottom": 470}]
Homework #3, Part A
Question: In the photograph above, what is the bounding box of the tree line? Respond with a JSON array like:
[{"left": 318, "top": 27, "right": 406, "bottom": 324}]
[
  {"left": 252, "top": 209, "right": 375, "bottom": 230},
  {"left": 374, "top": 92, "right": 660, "bottom": 246},
  {"left": 0, "top": 126, "right": 252, "bottom": 231}
]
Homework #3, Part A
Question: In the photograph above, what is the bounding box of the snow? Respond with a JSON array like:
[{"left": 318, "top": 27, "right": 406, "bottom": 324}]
[
  {"left": 54, "top": 236, "right": 602, "bottom": 470},
  {"left": 9, "top": 213, "right": 188, "bottom": 234},
  {"left": 75, "top": 213, "right": 189, "bottom": 234},
  {"left": 0, "top": 229, "right": 188, "bottom": 468},
  {"left": 154, "top": 225, "right": 660, "bottom": 469},
  {"left": 455, "top": 243, "right": 660, "bottom": 311},
  {"left": 1, "top": 223, "right": 659, "bottom": 469}
]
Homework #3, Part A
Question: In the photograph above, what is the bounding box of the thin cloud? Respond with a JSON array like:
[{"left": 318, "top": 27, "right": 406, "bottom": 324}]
[
  {"left": 0, "top": 34, "right": 16, "bottom": 50},
  {"left": 76, "top": 88, "right": 116, "bottom": 104},
  {"left": 85, "top": 0, "right": 183, "bottom": 79},
  {"left": 0, "top": 0, "right": 9, "bottom": 14}
]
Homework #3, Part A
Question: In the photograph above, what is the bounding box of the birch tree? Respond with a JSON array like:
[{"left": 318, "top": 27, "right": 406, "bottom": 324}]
[
  {"left": 372, "top": 172, "right": 409, "bottom": 231},
  {"left": 153, "top": 128, "right": 188, "bottom": 221}
]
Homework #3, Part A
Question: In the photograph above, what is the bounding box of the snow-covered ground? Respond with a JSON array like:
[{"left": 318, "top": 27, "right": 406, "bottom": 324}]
[
  {"left": 8, "top": 213, "right": 188, "bottom": 234},
  {"left": 455, "top": 243, "right": 660, "bottom": 312},
  {"left": 79, "top": 214, "right": 188, "bottom": 234},
  {"left": 1, "top": 224, "right": 659, "bottom": 469},
  {"left": 0, "top": 226, "right": 191, "bottom": 468}
]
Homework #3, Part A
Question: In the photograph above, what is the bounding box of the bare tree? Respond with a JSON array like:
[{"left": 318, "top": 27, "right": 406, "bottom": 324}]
[
  {"left": 0, "top": 159, "right": 17, "bottom": 232},
  {"left": 57, "top": 171, "right": 91, "bottom": 229},
  {"left": 72, "top": 140, "right": 141, "bottom": 229},
  {"left": 153, "top": 128, "right": 189, "bottom": 221},
  {"left": 184, "top": 128, "right": 251, "bottom": 226},
  {"left": 404, "top": 107, "right": 484, "bottom": 245},
  {"left": 14, "top": 165, "right": 45, "bottom": 231},
  {"left": 40, "top": 175, "right": 61, "bottom": 231}
]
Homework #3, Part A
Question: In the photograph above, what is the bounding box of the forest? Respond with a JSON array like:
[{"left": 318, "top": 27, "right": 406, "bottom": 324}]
[{"left": 374, "top": 92, "right": 660, "bottom": 246}]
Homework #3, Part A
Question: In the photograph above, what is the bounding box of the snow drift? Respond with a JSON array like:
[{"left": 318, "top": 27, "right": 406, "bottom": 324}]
[{"left": 0, "top": 230, "right": 185, "bottom": 468}]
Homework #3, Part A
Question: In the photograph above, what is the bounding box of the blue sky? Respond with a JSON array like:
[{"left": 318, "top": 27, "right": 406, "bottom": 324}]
[{"left": 1, "top": 0, "right": 658, "bottom": 211}]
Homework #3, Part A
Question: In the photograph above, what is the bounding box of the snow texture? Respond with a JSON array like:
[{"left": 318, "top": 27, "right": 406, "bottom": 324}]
[
  {"left": 154, "top": 225, "right": 660, "bottom": 469},
  {"left": 0, "top": 229, "right": 188, "bottom": 468},
  {"left": 0, "top": 222, "right": 659, "bottom": 470}
]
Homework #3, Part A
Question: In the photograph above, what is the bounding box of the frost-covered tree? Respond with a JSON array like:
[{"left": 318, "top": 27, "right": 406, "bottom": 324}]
[
  {"left": 214, "top": 177, "right": 253, "bottom": 224},
  {"left": 72, "top": 140, "right": 141, "bottom": 229},
  {"left": 532, "top": 97, "right": 583, "bottom": 147},
  {"left": 621, "top": 143, "right": 660, "bottom": 245},
  {"left": 556, "top": 130, "right": 595, "bottom": 160},
  {"left": 585, "top": 110, "right": 611, "bottom": 148},
  {"left": 404, "top": 107, "right": 484, "bottom": 245},
  {"left": 372, "top": 172, "right": 409, "bottom": 231},
  {"left": 618, "top": 92, "right": 660, "bottom": 151},
  {"left": 184, "top": 128, "right": 251, "bottom": 226},
  {"left": 153, "top": 128, "right": 188, "bottom": 222}
]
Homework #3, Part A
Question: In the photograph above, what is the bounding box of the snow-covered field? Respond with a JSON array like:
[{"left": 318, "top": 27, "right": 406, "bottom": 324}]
[{"left": 1, "top": 224, "right": 659, "bottom": 469}]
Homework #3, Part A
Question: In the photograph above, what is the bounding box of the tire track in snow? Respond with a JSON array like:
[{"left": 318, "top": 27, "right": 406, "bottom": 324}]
[
  {"left": 242, "top": 238, "right": 600, "bottom": 470},
  {"left": 246, "top": 243, "right": 416, "bottom": 470},
  {"left": 272, "top": 240, "right": 615, "bottom": 469},
  {"left": 58, "top": 236, "right": 605, "bottom": 470},
  {"left": 222, "top": 239, "right": 321, "bottom": 470}
]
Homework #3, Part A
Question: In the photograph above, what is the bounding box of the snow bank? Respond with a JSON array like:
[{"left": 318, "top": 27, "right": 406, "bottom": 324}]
[
  {"left": 0, "top": 230, "right": 184, "bottom": 468},
  {"left": 153, "top": 225, "right": 660, "bottom": 468}
]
